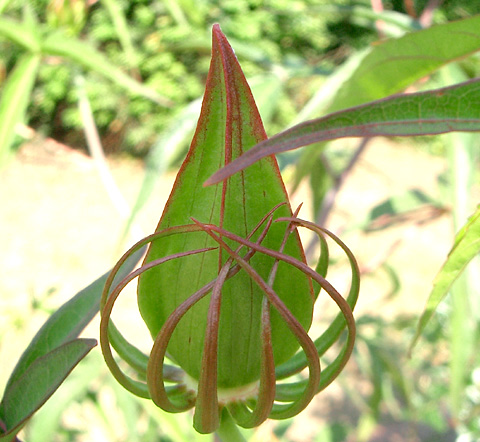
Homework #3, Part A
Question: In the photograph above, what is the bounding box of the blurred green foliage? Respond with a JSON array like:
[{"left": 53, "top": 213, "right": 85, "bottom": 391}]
[
  {"left": 0, "top": 0, "right": 382, "bottom": 155},
  {"left": 2, "top": 0, "right": 480, "bottom": 156},
  {"left": 1, "top": 0, "right": 347, "bottom": 154}
]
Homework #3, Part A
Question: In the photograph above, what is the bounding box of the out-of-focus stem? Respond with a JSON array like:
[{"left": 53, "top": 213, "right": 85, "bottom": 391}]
[
  {"left": 215, "top": 408, "right": 247, "bottom": 442},
  {"left": 419, "top": 0, "right": 443, "bottom": 28},
  {"left": 442, "top": 63, "right": 475, "bottom": 422},
  {"left": 305, "top": 138, "right": 369, "bottom": 257},
  {"left": 370, "top": 0, "right": 385, "bottom": 37},
  {"left": 447, "top": 132, "right": 473, "bottom": 422},
  {"left": 75, "top": 73, "right": 145, "bottom": 242}
]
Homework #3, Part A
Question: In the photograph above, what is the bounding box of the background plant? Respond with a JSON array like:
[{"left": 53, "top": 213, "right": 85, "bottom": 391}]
[
  {"left": 2, "top": 0, "right": 478, "bottom": 158},
  {"left": 1, "top": 0, "right": 480, "bottom": 441}
]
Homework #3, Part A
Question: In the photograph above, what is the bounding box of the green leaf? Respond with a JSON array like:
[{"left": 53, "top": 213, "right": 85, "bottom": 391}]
[
  {"left": 24, "top": 353, "right": 102, "bottom": 442},
  {"left": 292, "top": 14, "right": 480, "bottom": 187},
  {"left": 41, "top": 31, "right": 172, "bottom": 106},
  {"left": 365, "top": 188, "right": 439, "bottom": 231},
  {"left": 100, "top": 0, "right": 137, "bottom": 66},
  {"left": 0, "top": 53, "right": 40, "bottom": 166},
  {"left": 4, "top": 247, "right": 144, "bottom": 393},
  {"left": 0, "top": 339, "right": 96, "bottom": 439},
  {"left": 330, "top": 14, "right": 480, "bottom": 112},
  {"left": 410, "top": 205, "right": 480, "bottom": 351},
  {"left": 138, "top": 24, "right": 314, "bottom": 389},
  {"left": 206, "top": 78, "right": 480, "bottom": 185},
  {"left": 0, "top": 16, "right": 41, "bottom": 52},
  {"left": 0, "top": 246, "right": 141, "bottom": 438}
]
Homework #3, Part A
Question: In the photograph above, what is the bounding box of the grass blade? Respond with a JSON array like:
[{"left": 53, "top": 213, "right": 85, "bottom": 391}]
[
  {"left": 0, "top": 53, "right": 40, "bottom": 166},
  {"left": 0, "top": 17, "right": 40, "bottom": 52},
  {"left": 100, "top": 0, "right": 137, "bottom": 66},
  {"left": 41, "top": 31, "right": 172, "bottom": 106},
  {"left": 410, "top": 205, "right": 480, "bottom": 352},
  {"left": 0, "top": 339, "right": 96, "bottom": 439}
]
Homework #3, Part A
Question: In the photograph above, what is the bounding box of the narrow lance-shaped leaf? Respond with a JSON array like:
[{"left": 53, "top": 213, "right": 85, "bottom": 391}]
[
  {"left": 0, "top": 53, "right": 40, "bottom": 165},
  {"left": 206, "top": 78, "right": 480, "bottom": 185},
  {"left": 0, "top": 17, "right": 41, "bottom": 52},
  {"left": 330, "top": 14, "right": 480, "bottom": 112},
  {"left": 4, "top": 247, "right": 144, "bottom": 392},
  {"left": 23, "top": 354, "right": 102, "bottom": 442},
  {"left": 292, "top": 14, "right": 480, "bottom": 186},
  {"left": 137, "top": 24, "right": 313, "bottom": 389},
  {"left": 41, "top": 31, "right": 172, "bottom": 106},
  {"left": 410, "top": 206, "right": 480, "bottom": 352},
  {"left": 0, "top": 249, "right": 142, "bottom": 438},
  {"left": 0, "top": 339, "right": 96, "bottom": 440}
]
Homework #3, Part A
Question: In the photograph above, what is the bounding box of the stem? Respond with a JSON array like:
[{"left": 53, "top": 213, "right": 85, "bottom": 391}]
[
  {"left": 370, "top": 0, "right": 385, "bottom": 38},
  {"left": 215, "top": 408, "right": 247, "bottom": 442},
  {"left": 403, "top": 0, "right": 417, "bottom": 18},
  {"left": 75, "top": 73, "right": 145, "bottom": 242},
  {"left": 442, "top": 63, "right": 475, "bottom": 423},
  {"left": 447, "top": 130, "right": 473, "bottom": 421},
  {"left": 419, "top": 0, "right": 443, "bottom": 28},
  {"left": 305, "top": 137, "right": 369, "bottom": 256}
]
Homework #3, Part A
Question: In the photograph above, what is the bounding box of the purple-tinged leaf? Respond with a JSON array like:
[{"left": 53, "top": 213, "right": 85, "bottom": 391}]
[
  {"left": 330, "top": 14, "right": 480, "bottom": 112},
  {"left": 205, "top": 78, "right": 480, "bottom": 185}
]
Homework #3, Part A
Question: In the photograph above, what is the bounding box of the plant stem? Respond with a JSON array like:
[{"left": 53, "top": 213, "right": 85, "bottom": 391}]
[
  {"left": 75, "top": 73, "right": 145, "bottom": 243},
  {"left": 215, "top": 408, "right": 247, "bottom": 442},
  {"left": 442, "top": 63, "right": 475, "bottom": 422},
  {"left": 419, "top": 0, "right": 443, "bottom": 27},
  {"left": 447, "top": 131, "right": 474, "bottom": 421},
  {"left": 305, "top": 137, "right": 369, "bottom": 257}
]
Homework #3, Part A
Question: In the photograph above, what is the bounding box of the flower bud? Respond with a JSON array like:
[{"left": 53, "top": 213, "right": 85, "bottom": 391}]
[{"left": 100, "top": 24, "right": 358, "bottom": 435}]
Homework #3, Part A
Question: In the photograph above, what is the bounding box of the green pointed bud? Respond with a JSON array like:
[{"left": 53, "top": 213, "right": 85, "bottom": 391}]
[
  {"left": 100, "top": 24, "right": 358, "bottom": 435},
  {"left": 137, "top": 24, "right": 314, "bottom": 392}
]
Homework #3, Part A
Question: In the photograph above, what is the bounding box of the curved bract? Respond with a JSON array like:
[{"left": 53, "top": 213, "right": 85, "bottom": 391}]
[
  {"left": 99, "top": 208, "right": 359, "bottom": 433},
  {"left": 99, "top": 24, "right": 359, "bottom": 435}
]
